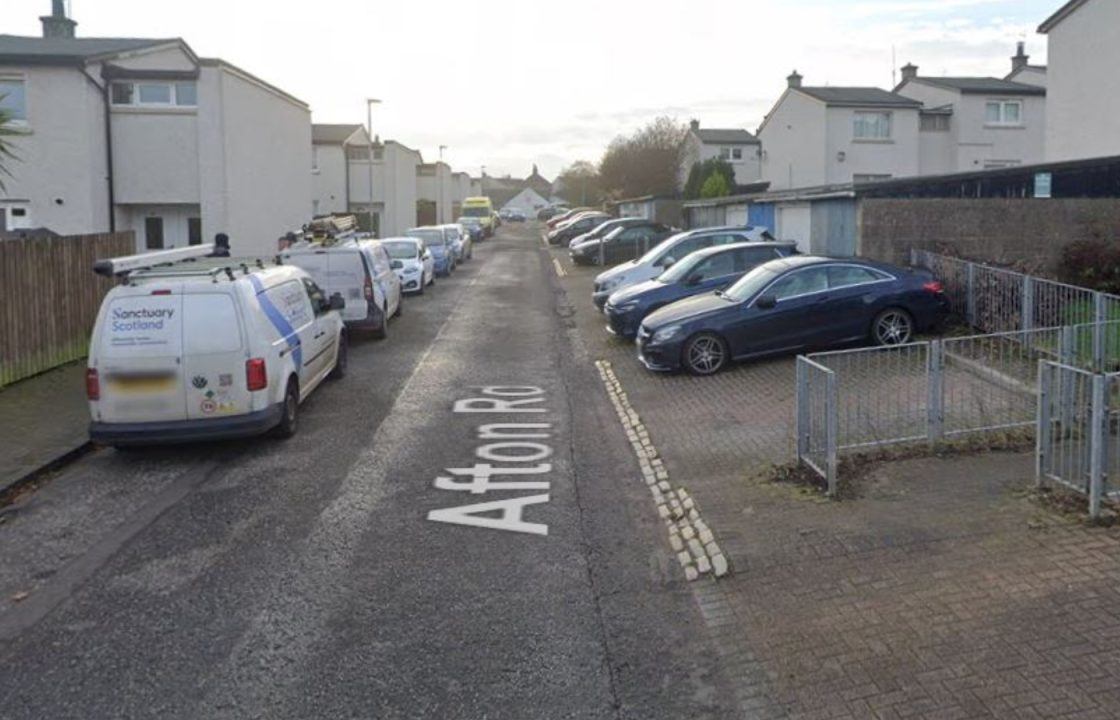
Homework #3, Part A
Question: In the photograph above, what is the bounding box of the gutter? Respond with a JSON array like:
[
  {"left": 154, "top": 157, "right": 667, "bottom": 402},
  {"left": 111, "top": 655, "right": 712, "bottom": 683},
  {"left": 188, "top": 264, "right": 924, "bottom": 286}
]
[{"left": 81, "top": 66, "right": 115, "bottom": 233}]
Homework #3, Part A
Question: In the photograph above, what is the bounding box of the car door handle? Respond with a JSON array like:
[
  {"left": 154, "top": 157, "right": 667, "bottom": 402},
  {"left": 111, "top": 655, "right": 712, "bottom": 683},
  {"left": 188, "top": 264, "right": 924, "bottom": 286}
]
[{"left": 314, "top": 332, "right": 325, "bottom": 339}]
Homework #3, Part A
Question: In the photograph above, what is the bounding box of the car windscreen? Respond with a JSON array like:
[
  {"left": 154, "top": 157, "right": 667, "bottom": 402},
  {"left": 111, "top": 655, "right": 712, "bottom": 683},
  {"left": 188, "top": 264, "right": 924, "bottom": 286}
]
[
  {"left": 724, "top": 265, "right": 782, "bottom": 302},
  {"left": 637, "top": 231, "right": 688, "bottom": 265},
  {"left": 461, "top": 207, "right": 489, "bottom": 217},
  {"left": 383, "top": 241, "right": 418, "bottom": 259},
  {"left": 657, "top": 250, "right": 710, "bottom": 284},
  {"left": 406, "top": 230, "right": 443, "bottom": 247}
]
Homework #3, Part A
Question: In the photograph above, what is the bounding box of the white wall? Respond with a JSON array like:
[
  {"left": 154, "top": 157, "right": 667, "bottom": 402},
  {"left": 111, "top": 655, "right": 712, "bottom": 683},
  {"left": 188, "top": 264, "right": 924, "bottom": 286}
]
[
  {"left": 0, "top": 65, "right": 109, "bottom": 234},
  {"left": 825, "top": 106, "right": 920, "bottom": 183},
  {"left": 759, "top": 90, "right": 827, "bottom": 191},
  {"left": 383, "top": 143, "right": 419, "bottom": 235},
  {"left": 680, "top": 132, "right": 762, "bottom": 187},
  {"left": 1045, "top": 0, "right": 1120, "bottom": 162},
  {"left": 112, "top": 109, "right": 201, "bottom": 204},
  {"left": 416, "top": 164, "right": 453, "bottom": 225},
  {"left": 1009, "top": 66, "right": 1047, "bottom": 88},
  {"left": 199, "top": 63, "right": 311, "bottom": 257},
  {"left": 311, "top": 143, "right": 348, "bottom": 216},
  {"left": 116, "top": 203, "right": 201, "bottom": 250}
]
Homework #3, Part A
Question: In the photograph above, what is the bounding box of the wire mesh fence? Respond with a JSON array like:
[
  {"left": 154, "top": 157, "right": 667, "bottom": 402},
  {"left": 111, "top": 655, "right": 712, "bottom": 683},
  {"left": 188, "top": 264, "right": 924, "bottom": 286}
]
[{"left": 795, "top": 356, "right": 837, "bottom": 495}]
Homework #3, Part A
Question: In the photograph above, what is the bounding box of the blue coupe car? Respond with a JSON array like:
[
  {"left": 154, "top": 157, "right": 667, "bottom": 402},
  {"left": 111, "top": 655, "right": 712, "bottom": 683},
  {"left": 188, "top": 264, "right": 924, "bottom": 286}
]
[
  {"left": 604, "top": 242, "right": 798, "bottom": 338},
  {"left": 637, "top": 256, "right": 949, "bottom": 375}
]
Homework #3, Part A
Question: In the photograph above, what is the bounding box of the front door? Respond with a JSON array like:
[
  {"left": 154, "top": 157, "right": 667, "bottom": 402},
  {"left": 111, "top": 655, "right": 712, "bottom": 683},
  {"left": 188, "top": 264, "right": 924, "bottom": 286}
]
[
  {"left": 301, "top": 278, "right": 335, "bottom": 382},
  {"left": 145, "top": 217, "right": 165, "bottom": 250}
]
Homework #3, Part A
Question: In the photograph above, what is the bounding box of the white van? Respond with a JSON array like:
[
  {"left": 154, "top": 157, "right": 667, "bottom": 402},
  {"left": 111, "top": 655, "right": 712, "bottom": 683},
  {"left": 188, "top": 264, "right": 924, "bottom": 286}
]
[
  {"left": 87, "top": 246, "right": 347, "bottom": 446},
  {"left": 280, "top": 239, "right": 402, "bottom": 338}
]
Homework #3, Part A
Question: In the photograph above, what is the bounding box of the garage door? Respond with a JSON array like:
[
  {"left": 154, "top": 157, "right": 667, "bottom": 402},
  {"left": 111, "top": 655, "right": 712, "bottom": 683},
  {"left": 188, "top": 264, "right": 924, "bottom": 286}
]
[
  {"left": 726, "top": 205, "right": 748, "bottom": 227},
  {"left": 777, "top": 204, "right": 812, "bottom": 253}
]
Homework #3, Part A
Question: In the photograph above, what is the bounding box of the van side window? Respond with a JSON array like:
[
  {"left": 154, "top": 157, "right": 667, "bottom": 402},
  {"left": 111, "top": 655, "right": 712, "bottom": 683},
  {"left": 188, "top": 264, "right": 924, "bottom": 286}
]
[
  {"left": 302, "top": 278, "right": 328, "bottom": 315},
  {"left": 373, "top": 247, "right": 391, "bottom": 275}
]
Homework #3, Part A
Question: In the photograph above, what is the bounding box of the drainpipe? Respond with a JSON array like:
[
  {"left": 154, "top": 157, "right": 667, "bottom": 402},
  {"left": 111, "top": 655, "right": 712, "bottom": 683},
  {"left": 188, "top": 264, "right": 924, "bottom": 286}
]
[
  {"left": 343, "top": 143, "right": 351, "bottom": 215},
  {"left": 83, "top": 66, "right": 115, "bottom": 232}
]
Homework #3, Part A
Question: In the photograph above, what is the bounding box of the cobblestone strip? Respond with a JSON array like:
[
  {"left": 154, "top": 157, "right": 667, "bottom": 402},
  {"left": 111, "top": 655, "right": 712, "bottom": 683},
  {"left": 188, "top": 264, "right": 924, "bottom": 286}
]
[{"left": 594, "top": 359, "right": 730, "bottom": 581}]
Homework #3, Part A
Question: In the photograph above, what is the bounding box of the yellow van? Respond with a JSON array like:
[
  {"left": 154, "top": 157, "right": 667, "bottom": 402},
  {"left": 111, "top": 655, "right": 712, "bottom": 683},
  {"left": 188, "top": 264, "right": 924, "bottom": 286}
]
[{"left": 460, "top": 197, "right": 495, "bottom": 237}]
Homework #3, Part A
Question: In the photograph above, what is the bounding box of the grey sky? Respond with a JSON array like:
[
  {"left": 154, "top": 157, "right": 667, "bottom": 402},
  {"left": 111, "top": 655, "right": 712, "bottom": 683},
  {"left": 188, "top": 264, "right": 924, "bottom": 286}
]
[{"left": 2, "top": 0, "right": 1056, "bottom": 179}]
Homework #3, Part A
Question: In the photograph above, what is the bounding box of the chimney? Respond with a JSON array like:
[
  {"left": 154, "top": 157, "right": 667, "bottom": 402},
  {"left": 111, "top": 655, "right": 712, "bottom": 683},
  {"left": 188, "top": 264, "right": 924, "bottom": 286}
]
[
  {"left": 900, "top": 63, "right": 919, "bottom": 83},
  {"left": 689, "top": 119, "right": 700, "bottom": 131},
  {"left": 41, "top": 0, "right": 77, "bottom": 39},
  {"left": 787, "top": 71, "right": 802, "bottom": 89},
  {"left": 1011, "top": 41, "right": 1029, "bottom": 73}
]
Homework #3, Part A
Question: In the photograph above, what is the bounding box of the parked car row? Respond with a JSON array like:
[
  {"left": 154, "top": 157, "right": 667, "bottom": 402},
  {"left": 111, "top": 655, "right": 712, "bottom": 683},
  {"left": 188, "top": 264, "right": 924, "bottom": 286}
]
[
  {"left": 85, "top": 223, "right": 485, "bottom": 447},
  {"left": 580, "top": 227, "right": 950, "bottom": 376},
  {"left": 499, "top": 208, "right": 527, "bottom": 222}
]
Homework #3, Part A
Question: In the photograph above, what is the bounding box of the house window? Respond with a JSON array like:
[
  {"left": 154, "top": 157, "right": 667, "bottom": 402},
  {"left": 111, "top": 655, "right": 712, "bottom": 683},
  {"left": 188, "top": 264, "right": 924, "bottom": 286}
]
[
  {"left": 719, "top": 147, "right": 731, "bottom": 160},
  {"left": 346, "top": 145, "right": 368, "bottom": 161},
  {"left": 312, "top": 146, "right": 320, "bottom": 172},
  {"left": 144, "top": 217, "right": 165, "bottom": 250},
  {"left": 188, "top": 217, "right": 202, "bottom": 245},
  {"left": 985, "top": 100, "right": 1022, "bottom": 125},
  {"left": 0, "top": 78, "right": 27, "bottom": 121},
  {"left": 731, "top": 147, "right": 743, "bottom": 160},
  {"left": 920, "top": 114, "right": 950, "bottom": 132},
  {"left": 111, "top": 81, "right": 197, "bottom": 107},
  {"left": 853, "top": 112, "right": 892, "bottom": 140}
]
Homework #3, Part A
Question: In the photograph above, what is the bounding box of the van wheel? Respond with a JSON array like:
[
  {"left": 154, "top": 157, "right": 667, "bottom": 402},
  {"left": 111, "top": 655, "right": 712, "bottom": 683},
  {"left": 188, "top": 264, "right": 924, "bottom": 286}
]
[
  {"left": 373, "top": 304, "right": 389, "bottom": 340},
  {"left": 328, "top": 334, "right": 348, "bottom": 379},
  {"left": 273, "top": 379, "right": 300, "bottom": 439}
]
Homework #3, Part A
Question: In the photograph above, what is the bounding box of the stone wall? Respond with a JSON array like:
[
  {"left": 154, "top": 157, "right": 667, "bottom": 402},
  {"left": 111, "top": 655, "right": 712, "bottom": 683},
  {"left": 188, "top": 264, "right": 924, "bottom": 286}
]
[{"left": 858, "top": 198, "right": 1120, "bottom": 274}]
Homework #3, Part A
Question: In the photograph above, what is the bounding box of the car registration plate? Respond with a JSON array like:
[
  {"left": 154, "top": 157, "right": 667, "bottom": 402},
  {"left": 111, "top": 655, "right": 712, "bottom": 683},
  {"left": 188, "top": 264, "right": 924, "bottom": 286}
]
[{"left": 108, "top": 374, "right": 175, "bottom": 393}]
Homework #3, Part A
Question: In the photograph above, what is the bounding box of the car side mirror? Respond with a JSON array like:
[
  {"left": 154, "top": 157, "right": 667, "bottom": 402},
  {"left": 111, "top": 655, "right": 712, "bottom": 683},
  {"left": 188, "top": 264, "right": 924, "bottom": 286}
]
[
  {"left": 391, "top": 260, "right": 403, "bottom": 270},
  {"left": 660, "top": 256, "right": 676, "bottom": 269},
  {"left": 756, "top": 294, "right": 777, "bottom": 310},
  {"left": 423, "top": 251, "right": 431, "bottom": 259},
  {"left": 328, "top": 293, "right": 345, "bottom": 311}
]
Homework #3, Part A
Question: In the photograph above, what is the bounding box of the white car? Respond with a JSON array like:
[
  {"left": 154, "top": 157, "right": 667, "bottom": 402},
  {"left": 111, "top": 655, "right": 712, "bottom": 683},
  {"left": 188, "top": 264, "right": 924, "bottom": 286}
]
[
  {"left": 280, "top": 239, "right": 402, "bottom": 338},
  {"left": 382, "top": 237, "right": 434, "bottom": 294},
  {"left": 592, "top": 226, "right": 778, "bottom": 309},
  {"left": 443, "top": 224, "right": 473, "bottom": 262},
  {"left": 87, "top": 245, "right": 346, "bottom": 446}
]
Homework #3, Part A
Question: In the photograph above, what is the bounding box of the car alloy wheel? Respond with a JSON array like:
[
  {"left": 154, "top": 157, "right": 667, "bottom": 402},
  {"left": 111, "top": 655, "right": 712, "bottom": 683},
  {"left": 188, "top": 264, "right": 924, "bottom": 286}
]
[
  {"left": 873, "top": 309, "right": 913, "bottom": 346},
  {"left": 684, "top": 333, "right": 728, "bottom": 375}
]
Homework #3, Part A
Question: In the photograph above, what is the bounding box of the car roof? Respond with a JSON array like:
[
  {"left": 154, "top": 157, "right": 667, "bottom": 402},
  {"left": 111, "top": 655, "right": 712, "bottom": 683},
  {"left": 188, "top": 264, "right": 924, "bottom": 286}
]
[
  {"left": 685, "top": 241, "right": 797, "bottom": 259},
  {"left": 381, "top": 236, "right": 420, "bottom": 244},
  {"left": 760, "top": 255, "right": 895, "bottom": 273}
]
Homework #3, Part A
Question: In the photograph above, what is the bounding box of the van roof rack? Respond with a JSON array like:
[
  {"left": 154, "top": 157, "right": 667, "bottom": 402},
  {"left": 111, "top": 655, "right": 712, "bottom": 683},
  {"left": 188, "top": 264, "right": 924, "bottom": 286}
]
[{"left": 94, "top": 245, "right": 277, "bottom": 284}]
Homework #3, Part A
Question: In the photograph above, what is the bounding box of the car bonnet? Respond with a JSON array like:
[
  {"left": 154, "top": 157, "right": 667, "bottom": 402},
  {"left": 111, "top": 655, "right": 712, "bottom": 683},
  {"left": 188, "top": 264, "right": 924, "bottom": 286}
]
[{"left": 642, "top": 291, "right": 730, "bottom": 330}]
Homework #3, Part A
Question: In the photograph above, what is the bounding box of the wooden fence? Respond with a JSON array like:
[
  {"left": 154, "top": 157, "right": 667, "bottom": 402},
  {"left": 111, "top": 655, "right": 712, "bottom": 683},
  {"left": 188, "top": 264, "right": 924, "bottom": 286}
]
[{"left": 0, "top": 232, "right": 134, "bottom": 388}]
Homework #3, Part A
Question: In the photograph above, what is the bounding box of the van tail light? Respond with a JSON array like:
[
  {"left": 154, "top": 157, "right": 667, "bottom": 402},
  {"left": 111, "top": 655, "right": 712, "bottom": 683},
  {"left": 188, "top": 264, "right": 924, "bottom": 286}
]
[
  {"left": 364, "top": 276, "right": 374, "bottom": 301},
  {"left": 86, "top": 368, "right": 100, "bottom": 401},
  {"left": 246, "top": 358, "right": 268, "bottom": 391},
  {"left": 923, "top": 280, "right": 945, "bottom": 294}
]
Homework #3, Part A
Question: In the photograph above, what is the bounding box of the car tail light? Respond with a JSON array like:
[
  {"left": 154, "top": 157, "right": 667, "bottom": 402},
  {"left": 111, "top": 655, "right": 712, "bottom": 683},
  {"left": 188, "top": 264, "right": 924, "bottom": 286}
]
[
  {"left": 85, "top": 368, "right": 100, "bottom": 401},
  {"left": 246, "top": 358, "right": 267, "bottom": 391},
  {"left": 364, "top": 276, "right": 374, "bottom": 301},
  {"left": 923, "top": 280, "right": 945, "bottom": 294}
]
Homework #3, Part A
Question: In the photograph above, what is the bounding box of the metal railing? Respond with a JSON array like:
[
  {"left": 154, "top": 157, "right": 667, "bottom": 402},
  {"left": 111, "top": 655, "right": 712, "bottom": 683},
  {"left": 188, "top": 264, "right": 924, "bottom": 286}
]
[
  {"left": 911, "top": 250, "right": 1120, "bottom": 357},
  {"left": 1035, "top": 361, "right": 1120, "bottom": 518},
  {"left": 795, "top": 356, "right": 837, "bottom": 495},
  {"left": 794, "top": 323, "right": 1118, "bottom": 497}
]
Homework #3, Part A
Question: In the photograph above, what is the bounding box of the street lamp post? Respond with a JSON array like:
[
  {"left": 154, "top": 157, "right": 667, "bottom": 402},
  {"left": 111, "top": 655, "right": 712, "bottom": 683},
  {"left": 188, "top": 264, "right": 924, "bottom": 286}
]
[
  {"left": 438, "top": 145, "right": 448, "bottom": 224},
  {"left": 366, "top": 98, "right": 381, "bottom": 235}
]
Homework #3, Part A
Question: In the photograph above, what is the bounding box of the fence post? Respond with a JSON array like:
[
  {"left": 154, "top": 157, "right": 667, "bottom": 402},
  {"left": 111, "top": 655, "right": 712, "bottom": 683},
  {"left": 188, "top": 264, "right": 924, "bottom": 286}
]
[
  {"left": 1036, "top": 362, "right": 1052, "bottom": 487},
  {"left": 1088, "top": 373, "right": 1106, "bottom": 519},
  {"left": 795, "top": 359, "right": 808, "bottom": 461},
  {"left": 927, "top": 340, "right": 944, "bottom": 443},
  {"left": 966, "top": 262, "right": 976, "bottom": 327},
  {"left": 1094, "top": 292, "right": 1106, "bottom": 371},
  {"left": 826, "top": 370, "right": 839, "bottom": 497},
  {"left": 1021, "top": 275, "right": 1034, "bottom": 340},
  {"left": 1060, "top": 327, "right": 1076, "bottom": 432}
]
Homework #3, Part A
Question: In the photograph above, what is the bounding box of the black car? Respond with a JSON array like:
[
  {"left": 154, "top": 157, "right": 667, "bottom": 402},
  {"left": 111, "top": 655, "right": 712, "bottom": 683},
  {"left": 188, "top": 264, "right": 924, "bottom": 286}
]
[
  {"left": 538, "top": 206, "right": 567, "bottom": 221},
  {"left": 548, "top": 213, "right": 612, "bottom": 246},
  {"left": 566, "top": 217, "right": 649, "bottom": 250},
  {"left": 570, "top": 223, "right": 675, "bottom": 266},
  {"left": 604, "top": 242, "right": 798, "bottom": 337},
  {"left": 637, "top": 256, "right": 949, "bottom": 375}
]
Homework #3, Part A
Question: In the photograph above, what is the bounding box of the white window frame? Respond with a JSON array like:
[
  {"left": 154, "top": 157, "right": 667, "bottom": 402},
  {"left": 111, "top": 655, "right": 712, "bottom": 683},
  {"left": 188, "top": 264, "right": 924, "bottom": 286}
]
[
  {"left": 731, "top": 147, "right": 743, "bottom": 160},
  {"left": 985, "top": 100, "right": 1023, "bottom": 126},
  {"left": 853, "top": 111, "right": 893, "bottom": 141},
  {"left": 110, "top": 81, "right": 198, "bottom": 108},
  {"left": 0, "top": 74, "right": 29, "bottom": 125},
  {"left": 719, "top": 147, "right": 731, "bottom": 160}
]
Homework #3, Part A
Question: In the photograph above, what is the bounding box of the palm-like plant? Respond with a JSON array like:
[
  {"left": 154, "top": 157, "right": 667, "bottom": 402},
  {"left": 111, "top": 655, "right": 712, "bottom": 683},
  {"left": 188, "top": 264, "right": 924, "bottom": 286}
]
[{"left": 0, "top": 102, "right": 20, "bottom": 192}]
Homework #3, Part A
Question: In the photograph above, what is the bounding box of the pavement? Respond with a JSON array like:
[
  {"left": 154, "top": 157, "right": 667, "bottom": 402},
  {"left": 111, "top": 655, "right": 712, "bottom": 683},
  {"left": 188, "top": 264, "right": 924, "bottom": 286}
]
[
  {"left": 0, "top": 361, "right": 90, "bottom": 493},
  {"left": 551, "top": 242, "right": 1120, "bottom": 719},
  {"left": 0, "top": 226, "right": 738, "bottom": 720}
]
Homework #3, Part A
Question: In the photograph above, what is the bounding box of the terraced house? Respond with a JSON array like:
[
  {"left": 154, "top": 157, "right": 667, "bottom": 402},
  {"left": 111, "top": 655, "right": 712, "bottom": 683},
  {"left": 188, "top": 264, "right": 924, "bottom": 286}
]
[{"left": 0, "top": 1, "right": 311, "bottom": 256}]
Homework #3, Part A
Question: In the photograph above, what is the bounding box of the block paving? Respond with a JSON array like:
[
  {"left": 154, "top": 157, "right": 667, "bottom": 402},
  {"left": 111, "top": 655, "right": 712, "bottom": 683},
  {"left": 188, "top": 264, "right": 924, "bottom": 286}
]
[{"left": 552, "top": 244, "right": 1120, "bottom": 719}]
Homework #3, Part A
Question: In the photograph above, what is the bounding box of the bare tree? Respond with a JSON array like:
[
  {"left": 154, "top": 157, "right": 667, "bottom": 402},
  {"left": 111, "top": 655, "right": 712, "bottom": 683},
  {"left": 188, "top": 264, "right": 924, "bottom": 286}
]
[
  {"left": 597, "top": 116, "right": 686, "bottom": 200},
  {"left": 556, "top": 160, "right": 604, "bottom": 206}
]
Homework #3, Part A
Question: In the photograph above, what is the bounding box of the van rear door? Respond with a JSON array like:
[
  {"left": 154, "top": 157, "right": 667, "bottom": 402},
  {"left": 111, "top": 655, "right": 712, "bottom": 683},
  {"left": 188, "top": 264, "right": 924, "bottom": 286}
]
[
  {"left": 326, "top": 251, "right": 370, "bottom": 323},
  {"left": 181, "top": 292, "right": 253, "bottom": 421},
  {"left": 94, "top": 290, "right": 186, "bottom": 423}
]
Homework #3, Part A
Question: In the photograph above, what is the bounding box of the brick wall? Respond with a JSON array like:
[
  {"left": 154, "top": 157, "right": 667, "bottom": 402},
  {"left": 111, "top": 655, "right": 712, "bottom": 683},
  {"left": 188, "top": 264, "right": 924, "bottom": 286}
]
[{"left": 858, "top": 198, "right": 1120, "bottom": 273}]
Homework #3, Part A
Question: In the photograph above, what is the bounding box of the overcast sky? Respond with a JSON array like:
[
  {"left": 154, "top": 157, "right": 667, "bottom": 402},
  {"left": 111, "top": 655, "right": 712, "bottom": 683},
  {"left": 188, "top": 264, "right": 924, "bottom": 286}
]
[{"left": 3, "top": 0, "right": 1057, "bottom": 180}]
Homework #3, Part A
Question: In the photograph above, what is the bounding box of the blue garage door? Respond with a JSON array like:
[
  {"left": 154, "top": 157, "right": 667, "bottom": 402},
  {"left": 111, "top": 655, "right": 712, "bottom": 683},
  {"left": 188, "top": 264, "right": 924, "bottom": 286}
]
[{"left": 748, "top": 203, "right": 775, "bottom": 232}]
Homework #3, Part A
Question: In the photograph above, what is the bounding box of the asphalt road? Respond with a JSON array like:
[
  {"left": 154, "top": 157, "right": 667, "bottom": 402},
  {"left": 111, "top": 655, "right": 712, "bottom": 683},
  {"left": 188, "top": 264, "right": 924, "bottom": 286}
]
[{"left": 0, "top": 225, "right": 739, "bottom": 719}]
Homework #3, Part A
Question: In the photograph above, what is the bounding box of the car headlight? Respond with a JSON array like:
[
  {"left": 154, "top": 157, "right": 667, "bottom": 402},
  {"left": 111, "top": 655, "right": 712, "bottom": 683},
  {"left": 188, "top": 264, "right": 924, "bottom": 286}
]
[
  {"left": 600, "top": 277, "right": 623, "bottom": 293},
  {"left": 404, "top": 266, "right": 420, "bottom": 274},
  {"left": 611, "top": 299, "right": 639, "bottom": 312},
  {"left": 651, "top": 325, "right": 684, "bottom": 344}
]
